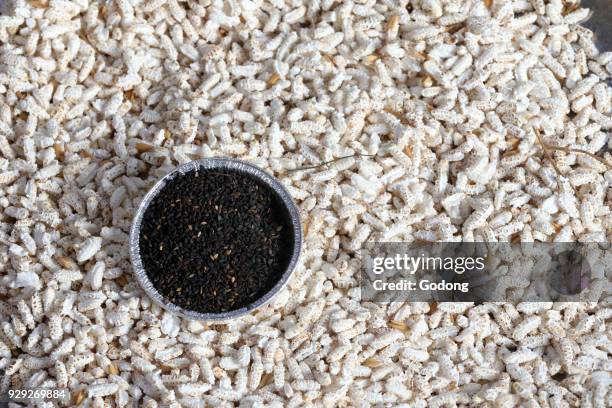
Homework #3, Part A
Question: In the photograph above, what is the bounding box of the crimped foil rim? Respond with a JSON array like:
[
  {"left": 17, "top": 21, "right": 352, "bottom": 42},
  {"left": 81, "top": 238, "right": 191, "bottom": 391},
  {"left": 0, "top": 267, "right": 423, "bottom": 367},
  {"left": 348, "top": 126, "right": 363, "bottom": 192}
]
[{"left": 129, "top": 158, "right": 303, "bottom": 322}]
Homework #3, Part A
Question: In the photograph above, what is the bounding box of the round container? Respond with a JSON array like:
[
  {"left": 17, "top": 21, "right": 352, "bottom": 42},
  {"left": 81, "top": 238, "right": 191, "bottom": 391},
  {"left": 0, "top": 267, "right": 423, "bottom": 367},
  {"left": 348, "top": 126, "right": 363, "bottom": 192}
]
[{"left": 129, "top": 158, "right": 302, "bottom": 321}]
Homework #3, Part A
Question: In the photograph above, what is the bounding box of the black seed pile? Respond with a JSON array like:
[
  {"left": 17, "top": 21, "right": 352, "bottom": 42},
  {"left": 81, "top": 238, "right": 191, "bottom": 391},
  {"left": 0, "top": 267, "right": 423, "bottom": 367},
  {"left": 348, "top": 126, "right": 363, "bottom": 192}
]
[{"left": 138, "top": 168, "right": 294, "bottom": 313}]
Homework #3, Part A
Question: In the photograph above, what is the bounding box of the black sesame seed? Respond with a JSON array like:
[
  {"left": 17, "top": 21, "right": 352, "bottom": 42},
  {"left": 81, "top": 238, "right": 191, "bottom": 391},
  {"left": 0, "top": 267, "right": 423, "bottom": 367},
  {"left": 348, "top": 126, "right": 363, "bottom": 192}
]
[{"left": 139, "top": 167, "right": 294, "bottom": 314}]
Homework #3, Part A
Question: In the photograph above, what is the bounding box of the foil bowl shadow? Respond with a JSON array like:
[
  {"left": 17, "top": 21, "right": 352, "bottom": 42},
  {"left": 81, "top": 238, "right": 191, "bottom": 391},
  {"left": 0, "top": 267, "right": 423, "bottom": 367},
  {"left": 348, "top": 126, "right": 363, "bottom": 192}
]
[{"left": 129, "top": 158, "right": 303, "bottom": 322}]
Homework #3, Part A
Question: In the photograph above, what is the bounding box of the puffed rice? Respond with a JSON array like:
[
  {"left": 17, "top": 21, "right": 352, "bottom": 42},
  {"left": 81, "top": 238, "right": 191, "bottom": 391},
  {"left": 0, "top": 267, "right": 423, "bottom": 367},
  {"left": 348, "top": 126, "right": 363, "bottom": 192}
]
[{"left": 0, "top": 0, "right": 611, "bottom": 406}]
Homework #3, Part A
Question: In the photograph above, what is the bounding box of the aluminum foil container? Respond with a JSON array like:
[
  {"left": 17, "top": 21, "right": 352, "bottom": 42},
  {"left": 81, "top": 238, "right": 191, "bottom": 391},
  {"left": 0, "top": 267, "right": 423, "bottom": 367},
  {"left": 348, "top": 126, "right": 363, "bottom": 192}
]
[{"left": 129, "top": 158, "right": 302, "bottom": 321}]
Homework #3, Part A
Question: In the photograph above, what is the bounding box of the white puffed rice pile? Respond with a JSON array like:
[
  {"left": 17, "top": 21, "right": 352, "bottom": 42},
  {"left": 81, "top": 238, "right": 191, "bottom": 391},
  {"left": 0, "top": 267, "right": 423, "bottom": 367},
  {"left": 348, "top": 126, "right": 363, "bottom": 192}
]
[{"left": 1, "top": 0, "right": 611, "bottom": 406}]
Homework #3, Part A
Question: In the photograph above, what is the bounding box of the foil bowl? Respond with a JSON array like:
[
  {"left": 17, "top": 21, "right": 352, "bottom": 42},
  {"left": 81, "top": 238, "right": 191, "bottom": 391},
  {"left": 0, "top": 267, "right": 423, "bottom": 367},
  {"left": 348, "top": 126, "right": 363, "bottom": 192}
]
[{"left": 129, "top": 158, "right": 302, "bottom": 321}]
